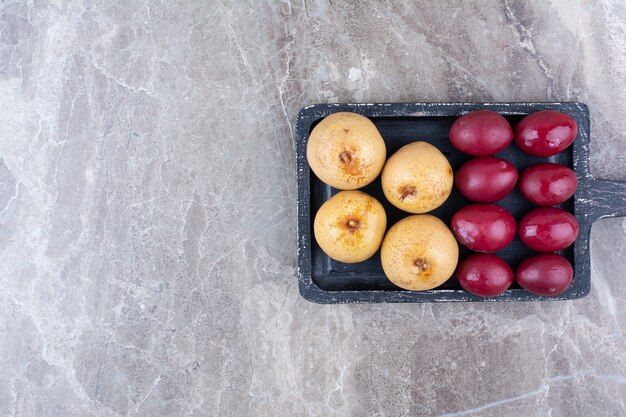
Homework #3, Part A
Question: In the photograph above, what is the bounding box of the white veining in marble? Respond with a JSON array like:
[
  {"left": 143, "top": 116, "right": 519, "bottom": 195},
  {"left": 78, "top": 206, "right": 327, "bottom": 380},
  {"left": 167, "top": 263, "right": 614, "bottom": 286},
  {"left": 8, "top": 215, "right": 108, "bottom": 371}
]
[{"left": 0, "top": 1, "right": 625, "bottom": 416}]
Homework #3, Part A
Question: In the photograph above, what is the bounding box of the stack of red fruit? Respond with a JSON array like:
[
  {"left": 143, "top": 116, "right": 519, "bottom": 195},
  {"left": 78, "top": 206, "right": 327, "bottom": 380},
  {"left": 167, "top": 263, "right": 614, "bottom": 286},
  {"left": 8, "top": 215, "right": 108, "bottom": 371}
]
[{"left": 449, "top": 110, "right": 579, "bottom": 297}]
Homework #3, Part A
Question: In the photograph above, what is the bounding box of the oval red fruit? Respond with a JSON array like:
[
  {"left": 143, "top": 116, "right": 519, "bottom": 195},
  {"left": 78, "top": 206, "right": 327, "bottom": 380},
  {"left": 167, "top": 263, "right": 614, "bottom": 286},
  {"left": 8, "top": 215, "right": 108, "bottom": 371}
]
[
  {"left": 456, "top": 254, "right": 513, "bottom": 297},
  {"left": 516, "top": 253, "right": 573, "bottom": 296},
  {"left": 519, "top": 163, "right": 577, "bottom": 206},
  {"left": 518, "top": 208, "right": 579, "bottom": 252},
  {"left": 451, "top": 204, "right": 517, "bottom": 253},
  {"left": 455, "top": 157, "right": 518, "bottom": 202},
  {"left": 450, "top": 110, "right": 514, "bottom": 156},
  {"left": 515, "top": 110, "right": 577, "bottom": 157}
]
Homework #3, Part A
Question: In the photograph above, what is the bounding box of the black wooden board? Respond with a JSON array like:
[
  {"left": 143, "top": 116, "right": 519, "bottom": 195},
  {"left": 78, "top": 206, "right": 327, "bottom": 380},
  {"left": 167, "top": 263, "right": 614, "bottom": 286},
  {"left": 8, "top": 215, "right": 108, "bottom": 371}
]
[{"left": 295, "top": 103, "right": 626, "bottom": 303}]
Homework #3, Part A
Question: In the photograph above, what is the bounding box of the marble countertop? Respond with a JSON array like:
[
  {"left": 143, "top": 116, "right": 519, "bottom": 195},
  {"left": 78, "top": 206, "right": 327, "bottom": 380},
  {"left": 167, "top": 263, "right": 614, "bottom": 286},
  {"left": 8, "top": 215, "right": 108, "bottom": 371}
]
[{"left": 1, "top": 1, "right": 625, "bottom": 416}]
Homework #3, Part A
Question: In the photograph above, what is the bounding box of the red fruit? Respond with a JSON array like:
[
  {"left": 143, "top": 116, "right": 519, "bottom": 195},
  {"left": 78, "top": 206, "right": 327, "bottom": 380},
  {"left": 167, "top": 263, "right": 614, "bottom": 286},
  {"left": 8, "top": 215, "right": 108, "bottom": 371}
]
[
  {"left": 516, "top": 253, "right": 573, "bottom": 296},
  {"left": 449, "top": 110, "right": 514, "bottom": 156},
  {"left": 455, "top": 157, "right": 518, "bottom": 202},
  {"left": 519, "top": 163, "right": 577, "bottom": 206},
  {"left": 456, "top": 254, "right": 513, "bottom": 297},
  {"left": 515, "top": 110, "right": 577, "bottom": 157},
  {"left": 519, "top": 208, "right": 579, "bottom": 252},
  {"left": 451, "top": 204, "right": 517, "bottom": 253}
]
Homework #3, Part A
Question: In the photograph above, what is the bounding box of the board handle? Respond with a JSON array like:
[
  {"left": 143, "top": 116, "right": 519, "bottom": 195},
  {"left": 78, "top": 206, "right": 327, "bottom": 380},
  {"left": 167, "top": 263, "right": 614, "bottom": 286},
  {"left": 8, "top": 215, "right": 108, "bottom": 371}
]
[{"left": 585, "top": 179, "right": 626, "bottom": 220}]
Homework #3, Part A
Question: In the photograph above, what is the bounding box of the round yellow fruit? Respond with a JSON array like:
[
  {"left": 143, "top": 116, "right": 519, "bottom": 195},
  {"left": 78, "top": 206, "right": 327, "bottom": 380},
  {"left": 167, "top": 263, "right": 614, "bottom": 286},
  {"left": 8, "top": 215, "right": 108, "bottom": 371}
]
[
  {"left": 307, "top": 112, "right": 386, "bottom": 190},
  {"left": 381, "top": 141, "right": 453, "bottom": 213},
  {"left": 381, "top": 214, "right": 458, "bottom": 291},
  {"left": 313, "top": 191, "right": 387, "bottom": 263}
]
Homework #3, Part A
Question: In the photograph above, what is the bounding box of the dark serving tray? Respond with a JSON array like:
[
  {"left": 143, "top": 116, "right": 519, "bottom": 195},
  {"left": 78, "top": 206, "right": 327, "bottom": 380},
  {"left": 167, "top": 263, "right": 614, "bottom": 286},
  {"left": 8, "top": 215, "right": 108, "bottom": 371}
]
[{"left": 295, "top": 103, "right": 626, "bottom": 303}]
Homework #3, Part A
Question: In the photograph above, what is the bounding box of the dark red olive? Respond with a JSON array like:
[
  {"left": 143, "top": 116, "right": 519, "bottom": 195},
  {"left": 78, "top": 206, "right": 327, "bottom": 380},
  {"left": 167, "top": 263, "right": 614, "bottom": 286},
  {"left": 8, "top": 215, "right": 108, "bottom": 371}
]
[
  {"left": 451, "top": 204, "right": 517, "bottom": 253},
  {"left": 516, "top": 253, "right": 573, "bottom": 296},
  {"left": 455, "top": 157, "right": 518, "bottom": 202},
  {"left": 518, "top": 208, "right": 579, "bottom": 252},
  {"left": 519, "top": 163, "right": 577, "bottom": 206},
  {"left": 456, "top": 254, "right": 513, "bottom": 297},
  {"left": 449, "top": 110, "right": 513, "bottom": 156},
  {"left": 515, "top": 111, "right": 577, "bottom": 157}
]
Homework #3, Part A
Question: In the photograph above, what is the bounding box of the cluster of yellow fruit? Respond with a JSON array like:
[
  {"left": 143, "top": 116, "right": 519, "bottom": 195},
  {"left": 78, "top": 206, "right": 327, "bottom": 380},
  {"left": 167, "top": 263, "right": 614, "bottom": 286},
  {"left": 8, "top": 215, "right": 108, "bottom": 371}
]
[{"left": 307, "top": 112, "right": 458, "bottom": 291}]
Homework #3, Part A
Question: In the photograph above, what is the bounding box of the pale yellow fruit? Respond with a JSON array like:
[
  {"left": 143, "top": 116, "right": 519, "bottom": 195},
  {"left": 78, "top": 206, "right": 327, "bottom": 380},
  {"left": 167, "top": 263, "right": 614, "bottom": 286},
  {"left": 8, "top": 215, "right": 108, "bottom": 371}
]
[
  {"left": 307, "top": 112, "right": 386, "bottom": 190},
  {"left": 381, "top": 141, "right": 453, "bottom": 213},
  {"left": 381, "top": 214, "right": 458, "bottom": 291},
  {"left": 314, "top": 191, "right": 387, "bottom": 263}
]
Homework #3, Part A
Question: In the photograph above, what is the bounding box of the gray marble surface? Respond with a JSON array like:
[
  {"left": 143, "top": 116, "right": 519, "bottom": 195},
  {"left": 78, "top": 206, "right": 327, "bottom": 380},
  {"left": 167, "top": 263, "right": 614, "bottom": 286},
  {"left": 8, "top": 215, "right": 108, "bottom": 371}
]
[{"left": 1, "top": 1, "right": 625, "bottom": 416}]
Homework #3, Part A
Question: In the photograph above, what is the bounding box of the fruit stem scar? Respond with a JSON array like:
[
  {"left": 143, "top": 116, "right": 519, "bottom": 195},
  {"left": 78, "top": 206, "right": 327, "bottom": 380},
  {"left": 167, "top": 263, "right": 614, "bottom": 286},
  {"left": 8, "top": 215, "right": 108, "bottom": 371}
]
[
  {"left": 414, "top": 258, "right": 430, "bottom": 272},
  {"left": 339, "top": 150, "right": 354, "bottom": 164},
  {"left": 400, "top": 185, "right": 416, "bottom": 200},
  {"left": 346, "top": 219, "right": 361, "bottom": 231}
]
